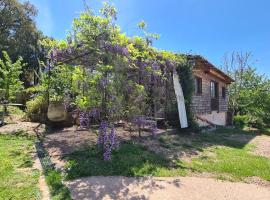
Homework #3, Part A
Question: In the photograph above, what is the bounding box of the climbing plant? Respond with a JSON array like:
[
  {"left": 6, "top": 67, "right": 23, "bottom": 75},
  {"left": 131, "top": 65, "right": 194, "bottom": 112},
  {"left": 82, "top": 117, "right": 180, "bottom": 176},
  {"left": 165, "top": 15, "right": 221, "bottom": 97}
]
[{"left": 41, "top": 2, "right": 195, "bottom": 160}]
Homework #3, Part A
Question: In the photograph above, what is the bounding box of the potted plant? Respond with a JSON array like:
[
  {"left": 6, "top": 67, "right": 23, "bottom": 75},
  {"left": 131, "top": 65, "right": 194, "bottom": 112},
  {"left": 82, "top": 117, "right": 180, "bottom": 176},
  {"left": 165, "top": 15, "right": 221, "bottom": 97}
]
[{"left": 47, "top": 95, "right": 67, "bottom": 122}]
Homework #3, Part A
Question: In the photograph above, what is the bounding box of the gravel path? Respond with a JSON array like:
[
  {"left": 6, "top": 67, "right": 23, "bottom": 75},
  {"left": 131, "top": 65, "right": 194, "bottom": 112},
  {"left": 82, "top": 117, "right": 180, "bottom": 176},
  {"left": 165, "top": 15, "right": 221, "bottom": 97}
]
[
  {"left": 252, "top": 135, "right": 270, "bottom": 158},
  {"left": 66, "top": 176, "right": 270, "bottom": 200}
]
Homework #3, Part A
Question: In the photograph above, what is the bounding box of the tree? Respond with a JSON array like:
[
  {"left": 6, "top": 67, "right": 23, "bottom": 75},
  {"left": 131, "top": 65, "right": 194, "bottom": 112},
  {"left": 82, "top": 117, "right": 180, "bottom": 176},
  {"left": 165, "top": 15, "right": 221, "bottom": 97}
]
[
  {"left": 0, "top": 0, "right": 45, "bottom": 86},
  {"left": 221, "top": 52, "right": 252, "bottom": 117},
  {"left": 0, "top": 51, "right": 25, "bottom": 102},
  {"left": 221, "top": 52, "right": 270, "bottom": 127},
  {"left": 236, "top": 68, "right": 270, "bottom": 127}
]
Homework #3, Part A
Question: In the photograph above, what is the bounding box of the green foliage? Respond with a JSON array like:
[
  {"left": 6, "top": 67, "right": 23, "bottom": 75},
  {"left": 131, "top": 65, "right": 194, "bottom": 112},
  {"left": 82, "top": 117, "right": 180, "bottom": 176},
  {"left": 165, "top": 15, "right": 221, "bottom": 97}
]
[
  {"left": 138, "top": 20, "right": 146, "bottom": 29},
  {"left": 0, "top": 0, "right": 45, "bottom": 85},
  {"left": 0, "top": 134, "right": 40, "bottom": 199},
  {"left": 229, "top": 67, "right": 270, "bottom": 128},
  {"left": 26, "top": 95, "right": 47, "bottom": 121},
  {"left": 233, "top": 115, "right": 249, "bottom": 128},
  {"left": 49, "top": 64, "right": 75, "bottom": 101},
  {"left": 0, "top": 106, "right": 25, "bottom": 116},
  {"left": 0, "top": 51, "right": 24, "bottom": 101},
  {"left": 177, "top": 56, "right": 196, "bottom": 128},
  {"left": 39, "top": 2, "right": 195, "bottom": 127},
  {"left": 24, "top": 85, "right": 46, "bottom": 96}
]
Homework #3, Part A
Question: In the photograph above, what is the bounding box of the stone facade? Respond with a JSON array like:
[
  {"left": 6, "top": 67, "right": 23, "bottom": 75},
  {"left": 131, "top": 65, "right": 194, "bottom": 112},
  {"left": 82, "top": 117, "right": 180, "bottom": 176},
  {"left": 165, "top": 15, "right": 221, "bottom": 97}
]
[
  {"left": 152, "top": 55, "right": 233, "bottom": 126},
  {"left": 191, "top": 69, "right": 229, "bottom": 115}
]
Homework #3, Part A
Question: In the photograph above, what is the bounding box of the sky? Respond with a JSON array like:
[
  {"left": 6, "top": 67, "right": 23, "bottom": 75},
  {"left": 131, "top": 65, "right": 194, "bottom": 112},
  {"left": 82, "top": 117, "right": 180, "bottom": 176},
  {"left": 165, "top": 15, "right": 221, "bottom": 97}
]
[{"left": 28, "top": 0, "right": 270, "bottom": 76}]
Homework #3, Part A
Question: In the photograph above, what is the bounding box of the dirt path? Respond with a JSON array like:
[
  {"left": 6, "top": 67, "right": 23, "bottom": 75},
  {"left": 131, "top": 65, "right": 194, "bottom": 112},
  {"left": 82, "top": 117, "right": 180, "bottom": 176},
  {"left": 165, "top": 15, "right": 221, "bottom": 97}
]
[
  {"left": 66, "top": 176, "right": 270, "bottom": 200},
  {"left": 251, "top": 135, "right": 270, "bottom": 158},
  {"left": 0, "top": 121, "right": 44, "bottom": 136}
]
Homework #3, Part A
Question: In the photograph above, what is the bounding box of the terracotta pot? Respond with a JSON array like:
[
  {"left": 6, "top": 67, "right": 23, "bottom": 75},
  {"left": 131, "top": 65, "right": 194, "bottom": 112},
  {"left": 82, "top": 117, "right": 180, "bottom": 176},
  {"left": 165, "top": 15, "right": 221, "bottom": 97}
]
[{"left": 47, "top": 101, "right": 67, "bottom": 122}]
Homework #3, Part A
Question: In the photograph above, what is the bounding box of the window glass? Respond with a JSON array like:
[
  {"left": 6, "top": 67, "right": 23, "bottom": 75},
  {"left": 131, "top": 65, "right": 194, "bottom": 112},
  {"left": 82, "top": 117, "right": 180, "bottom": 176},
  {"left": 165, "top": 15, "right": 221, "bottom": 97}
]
[
  {"left": 211, "top": 81, "right": 218, "bottom": 98},
  {"left": 195, "top": 77, "right": 202, "bottom": 95},
  {"left": 222, "top": 87, "right": 226, "bottom": 98}
]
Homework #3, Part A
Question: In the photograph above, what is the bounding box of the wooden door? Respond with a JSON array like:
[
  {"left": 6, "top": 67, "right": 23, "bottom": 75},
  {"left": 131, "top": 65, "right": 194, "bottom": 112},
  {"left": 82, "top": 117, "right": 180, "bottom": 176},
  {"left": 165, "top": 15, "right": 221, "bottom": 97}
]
[{"left": 210, "top": 81, "right": 219, "bottom": 111}]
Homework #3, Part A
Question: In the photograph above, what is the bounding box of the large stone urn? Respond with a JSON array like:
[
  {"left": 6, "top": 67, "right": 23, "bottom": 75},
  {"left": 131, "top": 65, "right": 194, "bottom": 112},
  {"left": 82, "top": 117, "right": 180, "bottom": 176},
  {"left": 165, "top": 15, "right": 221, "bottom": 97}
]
[{"left": 47, "top": 101, "right": 67, "bottom": 122}]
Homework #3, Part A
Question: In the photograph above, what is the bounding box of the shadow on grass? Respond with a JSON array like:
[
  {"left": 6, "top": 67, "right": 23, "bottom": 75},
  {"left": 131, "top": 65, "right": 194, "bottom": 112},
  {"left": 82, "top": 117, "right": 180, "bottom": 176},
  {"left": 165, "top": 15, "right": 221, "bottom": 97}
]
[
  {"left": 140, "top": 127, "right": 263, "bottom": 162},
  {"left": 61, "top": 127, "right": 264, "bottom": 181},
  {"left": 64, "top": 142, "right": 187, "bottom": 180}
]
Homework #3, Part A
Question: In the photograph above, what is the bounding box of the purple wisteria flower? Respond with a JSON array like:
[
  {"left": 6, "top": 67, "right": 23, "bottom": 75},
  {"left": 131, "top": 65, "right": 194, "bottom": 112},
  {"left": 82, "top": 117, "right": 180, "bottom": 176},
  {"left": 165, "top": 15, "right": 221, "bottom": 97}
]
[
  {"left": 165, "top": 60, "right": 175, "bottom": 72},
  {"left": 104, "top": 44, "right": 130, "bottom": 56},
  {"left": 150, "top": 122, "right": 158, "bottom": 137},
  {"left": 44, "top": 66, "right": 51, "bottom": 73},
  {"left": 89, "top": 108, "right": 101, "bottom": 120},
  {"left": 79, "top": 112, "right": 90, "bottom": 129},
  {"left": 103, "top": 145, "right": 112, "bottom": 161},
  {"left": 109, "top": 125, "right": 116, "bottom": 147},
  {"left": 152, "top": 62, "right": 160, "bottom": 70},
  {"left": 98, "top": 121, "right": 118, "bottom": 161},
  {"left": 98, "top": 120, "right": 108, "bottom": 146}
]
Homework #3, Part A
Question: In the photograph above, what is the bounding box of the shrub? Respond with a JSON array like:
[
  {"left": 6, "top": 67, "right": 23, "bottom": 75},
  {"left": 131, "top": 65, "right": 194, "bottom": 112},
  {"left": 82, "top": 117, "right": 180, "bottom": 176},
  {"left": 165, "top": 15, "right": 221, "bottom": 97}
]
[
  {"left": 0, "top": 89, "right": 5, "bottom": 99},
  {"left": 7, "top": 106, "right": 24, "bottom": 115},
  {"left": 26, "top": 95, "right": 48, "bottom": 121},
  {"left": 233, "top": 115, "right": 249, "bottom": 128},
  {"left": 24, "top": 86, "right": 46, "bottom": 97}
]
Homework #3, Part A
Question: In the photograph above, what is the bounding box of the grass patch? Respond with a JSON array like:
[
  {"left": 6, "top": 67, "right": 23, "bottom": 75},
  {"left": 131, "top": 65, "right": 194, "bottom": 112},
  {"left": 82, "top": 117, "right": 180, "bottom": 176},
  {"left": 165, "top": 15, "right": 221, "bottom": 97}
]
[
  {"left": 45, "top": 170, "right": 71, "bottom": 200},
  {"left": 62, "top": 127, "right": 270, "bottom": 182},
  {"left": 0, "top": 134, "right": 40, "bottom": 200},
  {"left": 64, "top": 142, "right": 187, "bottom": 180},
  {"left": 35, "top": 141, "right": 71, "bottom": 200},
  {"left": 154, "top": 127, "right": 270, "bottom": 181},
  {"left": 186, "top": 145, "right": 270, "bottom": 181},
  {"left": 0, "top": 105, "right": 25, "bottom": 115}
]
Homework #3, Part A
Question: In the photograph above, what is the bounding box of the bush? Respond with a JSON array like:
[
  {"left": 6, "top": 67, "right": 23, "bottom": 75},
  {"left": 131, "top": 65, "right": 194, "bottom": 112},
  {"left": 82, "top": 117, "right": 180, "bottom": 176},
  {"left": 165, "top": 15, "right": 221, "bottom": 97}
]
[
  {"left": 0, "top": 89, "right": 5, "bottom": 99},
  {"left": 6, "top": 106, "right": 24, "bottom": 115},
  {"left": 26, "top": 95, "right": 48, "bottom": 121},
  {"left": 233, "top": 115, "right": 249, "bottom": 128},
  {"left": 24, "top": 86, "right": 46, "bottom": 97}
]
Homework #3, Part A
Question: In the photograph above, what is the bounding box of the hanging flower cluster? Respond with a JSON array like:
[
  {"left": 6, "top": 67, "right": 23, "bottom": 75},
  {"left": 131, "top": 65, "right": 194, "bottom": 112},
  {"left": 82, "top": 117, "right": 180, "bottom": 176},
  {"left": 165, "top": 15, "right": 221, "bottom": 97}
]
[
  {"left": 104, "top": 43, "right": 129, "bottom": 56},
  {"left": 98, "top": 121, "right": 117, "bottom": 161},
  {"left": 42, "top": 5, "right": 190, "bottom": 162}
]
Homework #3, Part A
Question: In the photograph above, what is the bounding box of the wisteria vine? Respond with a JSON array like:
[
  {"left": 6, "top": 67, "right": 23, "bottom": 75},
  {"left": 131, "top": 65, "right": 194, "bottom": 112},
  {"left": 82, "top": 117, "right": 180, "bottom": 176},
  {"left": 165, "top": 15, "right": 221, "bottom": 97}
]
[{"left": 43, "top": 6, "right": 192, "bottom": 162}]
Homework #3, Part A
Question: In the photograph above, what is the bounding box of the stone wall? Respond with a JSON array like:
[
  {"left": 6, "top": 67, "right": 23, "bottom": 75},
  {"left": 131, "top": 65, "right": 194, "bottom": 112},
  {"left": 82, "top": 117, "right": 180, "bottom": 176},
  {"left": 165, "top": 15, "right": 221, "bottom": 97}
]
[{"left": 191, "top": 69, "right": 229, "bottom": 115}]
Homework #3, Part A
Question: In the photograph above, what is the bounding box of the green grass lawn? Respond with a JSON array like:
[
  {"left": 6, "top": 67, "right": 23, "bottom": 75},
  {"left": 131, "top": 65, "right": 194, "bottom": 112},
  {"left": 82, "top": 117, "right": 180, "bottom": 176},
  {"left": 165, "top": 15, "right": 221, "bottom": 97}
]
[
  {"left": 64, "top": 127, "right": 270, "bottom": 183},
  {"left": 167, "top": 128, "right": 270, "bottom": 181},
  {"left": 187, "top": 145, "right": 270, "bottom": 181},
  {"left": 64, "top": 142, "right": 186, "bottom": 180},
  {"left": 0, "top": 134, "right": 40, "bottom": 200}
]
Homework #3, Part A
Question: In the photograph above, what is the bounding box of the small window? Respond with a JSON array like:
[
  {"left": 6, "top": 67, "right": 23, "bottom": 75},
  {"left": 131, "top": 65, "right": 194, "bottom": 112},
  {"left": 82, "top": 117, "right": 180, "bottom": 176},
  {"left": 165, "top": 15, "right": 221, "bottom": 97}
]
[
  {"left": 195, "top": 77, "right": 202, "bottom": 95},
  {"left": 222, "top": 87, "right": 226, "bottom": 98},
  {"left": 210, "top": 81, "right": 218, "bottom": 98}
]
